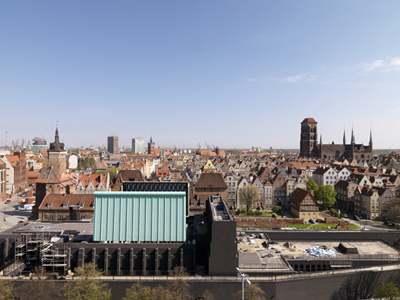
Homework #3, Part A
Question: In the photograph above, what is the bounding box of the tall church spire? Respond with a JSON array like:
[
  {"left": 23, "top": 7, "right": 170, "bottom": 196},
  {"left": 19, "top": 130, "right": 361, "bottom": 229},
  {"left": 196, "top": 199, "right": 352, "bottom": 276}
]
[
  {"left": 55, "top": 123, "right": 59, "bottom": 143},
  {"left": 320, "top": 134, "right": 322, "bottom": 145},
  {"left": 343, "top": 126, "right": 346, "bottom": 145},
  {"left": 351, "top": 126, "right": 355, "bottom": 144},
  {"left": 369, "top": 126, "right": 373, "bottom": 145}
]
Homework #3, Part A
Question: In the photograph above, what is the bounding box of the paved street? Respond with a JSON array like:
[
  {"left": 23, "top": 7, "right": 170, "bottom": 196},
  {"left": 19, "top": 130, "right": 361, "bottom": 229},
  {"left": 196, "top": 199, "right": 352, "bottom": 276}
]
[{"left": 0, "top": 194, "right": 32, "bottom": 232}]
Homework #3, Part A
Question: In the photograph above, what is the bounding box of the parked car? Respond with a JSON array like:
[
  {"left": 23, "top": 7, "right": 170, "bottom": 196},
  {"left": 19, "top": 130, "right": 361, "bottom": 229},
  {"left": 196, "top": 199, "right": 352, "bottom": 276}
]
[
  {"left": 354, "top": 215, "right": 360, "bottom": 221},
  {"left": 309, "top": 219, "right": 316, "bottom": 224},
  {"left": 5, "top": 200, "right": 10, "bottom": 204},
  {"left": 316, "top": 219, "right": 324, "bottom": 223}
]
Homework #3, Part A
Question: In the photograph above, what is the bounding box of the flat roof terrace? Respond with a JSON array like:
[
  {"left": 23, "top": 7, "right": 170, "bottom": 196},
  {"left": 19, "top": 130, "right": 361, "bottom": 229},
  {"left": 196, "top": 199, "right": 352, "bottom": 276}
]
[{"left": 238, "top": 238, "right": 400, "bottom": 273}]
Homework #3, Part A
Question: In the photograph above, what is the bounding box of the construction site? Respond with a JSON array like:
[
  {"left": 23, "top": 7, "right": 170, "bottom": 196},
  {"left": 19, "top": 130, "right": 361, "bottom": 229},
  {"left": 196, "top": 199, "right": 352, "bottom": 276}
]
[{"left": 237, "top": 230, "right": 400, "bottom": 276}]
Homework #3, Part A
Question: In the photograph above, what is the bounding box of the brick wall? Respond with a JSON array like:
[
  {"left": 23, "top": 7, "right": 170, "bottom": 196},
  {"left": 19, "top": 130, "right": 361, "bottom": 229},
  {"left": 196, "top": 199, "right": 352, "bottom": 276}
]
[{"left": 235, "top": 216, "right": 286, "bottom": 228}]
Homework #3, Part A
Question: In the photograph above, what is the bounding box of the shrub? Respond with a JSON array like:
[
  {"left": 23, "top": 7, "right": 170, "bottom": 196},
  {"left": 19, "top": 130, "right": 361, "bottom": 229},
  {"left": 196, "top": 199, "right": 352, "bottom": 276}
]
[
  {"left": 272, "top": 205, "right": 282, "bottom": 214},
  {"left": 255, "top": 211, "right": 262, "bottom": 216},
  {"left": 247, "top": 210, "right": 255, "bottom": 215}
]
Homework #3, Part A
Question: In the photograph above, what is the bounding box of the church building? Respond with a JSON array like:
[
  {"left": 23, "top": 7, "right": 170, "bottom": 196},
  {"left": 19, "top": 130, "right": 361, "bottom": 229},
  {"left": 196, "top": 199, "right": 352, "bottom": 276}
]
[{"left": 300, "top": 118, "right": 373, "bottom": 161}]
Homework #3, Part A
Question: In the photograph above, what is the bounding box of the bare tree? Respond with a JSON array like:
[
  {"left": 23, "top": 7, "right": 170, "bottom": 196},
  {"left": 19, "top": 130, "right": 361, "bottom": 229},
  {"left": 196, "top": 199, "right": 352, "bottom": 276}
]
[
  {"left": 17, "top": 266, "right": 59, "bottom": 300},
  {"left": 233, "top": 282, "right": 266, "bottom": 300},
  {"left": 330, "top": 271, "right": 382, "bottom": 300},
  {"left": 383, "top": 199, "right": 400, "bottom": 224},
  {"left": 201, "top": 289, "right": 216, "bottom": 300},
  {"left": 153, "top": 266, "right": 192, "bottom": 300},
  {"left": 239, "top": 184, "right": 260, "bottom": 211}
]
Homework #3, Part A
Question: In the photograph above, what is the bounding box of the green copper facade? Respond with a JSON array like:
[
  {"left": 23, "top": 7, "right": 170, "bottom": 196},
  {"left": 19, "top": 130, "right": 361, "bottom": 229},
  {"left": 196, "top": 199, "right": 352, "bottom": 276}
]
[{"left": 93, "top": 191, "right": 186, "bottom": 242}]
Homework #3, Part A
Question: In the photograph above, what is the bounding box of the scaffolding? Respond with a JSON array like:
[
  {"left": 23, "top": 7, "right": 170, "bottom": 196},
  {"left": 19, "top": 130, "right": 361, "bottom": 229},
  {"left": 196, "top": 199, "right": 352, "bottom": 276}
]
[{"left": 14, "top": 233, "right": 68, "bottom": 275}]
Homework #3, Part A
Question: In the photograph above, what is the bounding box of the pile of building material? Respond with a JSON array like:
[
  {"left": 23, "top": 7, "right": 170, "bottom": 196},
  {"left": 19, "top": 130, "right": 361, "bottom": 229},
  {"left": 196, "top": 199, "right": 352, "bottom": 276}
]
[
  {"left": 283, "top": 242, "right": 298, "bottom": 252},
  {"left": 338, "top": 243, "right": 358, "bottom": 254},
  {"left": 304, "top": 246, "right": 337, "bottom": 258}
]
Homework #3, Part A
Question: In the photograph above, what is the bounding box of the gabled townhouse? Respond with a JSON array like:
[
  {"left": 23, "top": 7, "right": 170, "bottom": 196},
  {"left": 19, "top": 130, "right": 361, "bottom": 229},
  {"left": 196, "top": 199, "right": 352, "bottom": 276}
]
[
  {"left": 224, "top": 172, "right": 238, "bottom": 209},
  {"left": 335, "top": 167, "right": 351, "bottom": 181},
  {"left": 349, "top": 174, "right": 372, "bottom": 187},
  {"left": 370, "top": 176, "right": 384, "bottom": 187},
  {"left": 76, "top": 173, "right": 109, "bottom": 194},
  {"left": 272, "top": 173, "right": 287, "bottom": 208},
  {"left": 236, "top": 177, "right": 249, "bottom": 209},
  {"left": 334, "top": 180, "right": 358, "bottom": 212},
  {"left": 286, "top": 177, "right": 296, "bottom": 208},
  {"left": 312, "top": 166, "right": 338, "bottom": 188},
  {"left": 375, "top": 187, "right": 395, "bottom": 218},
  {"left": 355, "top": 186, "right": 380, "bottom": 220},
  {"left": 0, "top": 152, "right": 28, "bottom": 195},
  {"left": 251, "top": 176, "right": 264, "bottom": 209},
  {"left": 290, "top": 188, "right": 319, "bottom": 219},
  {"left": 264, "top": 181, "right": 273, "bottom": 209}
]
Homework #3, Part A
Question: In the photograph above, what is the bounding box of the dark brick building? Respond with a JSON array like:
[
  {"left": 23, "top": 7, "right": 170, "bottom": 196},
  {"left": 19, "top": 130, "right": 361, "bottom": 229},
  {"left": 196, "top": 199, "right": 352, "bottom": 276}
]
[{"left": 300, "top": 118, "right": 373, "bottom": 160}]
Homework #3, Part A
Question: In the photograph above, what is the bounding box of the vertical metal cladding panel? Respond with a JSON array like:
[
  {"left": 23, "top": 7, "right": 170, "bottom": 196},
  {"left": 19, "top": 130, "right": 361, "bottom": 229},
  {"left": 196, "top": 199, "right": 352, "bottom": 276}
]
[{"left": 93, "top": 192, "right": 186, "bottom": 242}]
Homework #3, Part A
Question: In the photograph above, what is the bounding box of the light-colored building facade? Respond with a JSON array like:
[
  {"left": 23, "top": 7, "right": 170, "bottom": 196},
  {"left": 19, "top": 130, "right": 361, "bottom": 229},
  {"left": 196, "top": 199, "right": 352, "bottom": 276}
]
[{"left": 132, "top": 138, "right": 145, "bottom": 154}]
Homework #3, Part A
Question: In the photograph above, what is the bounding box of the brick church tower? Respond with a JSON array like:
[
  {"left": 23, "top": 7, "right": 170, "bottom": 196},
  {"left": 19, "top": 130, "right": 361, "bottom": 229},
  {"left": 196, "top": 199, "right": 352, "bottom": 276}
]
[
  {"left": 300, "top": 118, "right": 318, "bottom": 158},
  {"left": 48, "top": 126, "right": 67, "bottom": 176}
]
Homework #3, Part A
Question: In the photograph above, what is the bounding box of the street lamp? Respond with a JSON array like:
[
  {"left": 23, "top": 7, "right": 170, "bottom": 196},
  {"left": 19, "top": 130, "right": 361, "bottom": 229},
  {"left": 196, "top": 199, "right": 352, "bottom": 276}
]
[{"left": 236, "top": 267, "right": 251, "bottom": 300}]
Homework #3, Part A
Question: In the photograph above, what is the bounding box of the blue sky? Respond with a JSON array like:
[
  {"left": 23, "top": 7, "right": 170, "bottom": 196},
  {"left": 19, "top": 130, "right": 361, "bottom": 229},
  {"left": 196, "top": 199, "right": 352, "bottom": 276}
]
[{"left": 1, "top": 1, "right": 400, "bottom": 149}]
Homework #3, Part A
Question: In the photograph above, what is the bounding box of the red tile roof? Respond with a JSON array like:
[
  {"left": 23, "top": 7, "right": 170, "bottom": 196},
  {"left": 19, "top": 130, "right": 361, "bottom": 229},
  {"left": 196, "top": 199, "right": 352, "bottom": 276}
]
[{"left": 301, "top": 118, "right": 317, "bottom": 124}]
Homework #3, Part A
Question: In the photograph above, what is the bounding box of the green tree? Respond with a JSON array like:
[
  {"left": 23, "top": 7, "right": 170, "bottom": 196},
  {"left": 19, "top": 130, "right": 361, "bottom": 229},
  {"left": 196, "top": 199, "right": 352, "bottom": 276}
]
[
  {"left": 306, "top": 179, "right": 318, "bottom": 191},
  {"left": 82, "top": 159, "right": 90, "bottom": 169},
  {"left": 61, "top": 262, "right": 111, "bottom": 300},
  {"left": 77, "top": 162, "right": 84, "bottom": 171},
  {"left": 239, "top": 184, "right": 261, "bottom": 211},
  {"left": 315, "top": 185, "right": 336, "bottom": 210},
  {"left": 123, "top": 282, "right": 155, "bottom": 300},
  {"left": 234, "top": 283, "right": 266, "bottom": 300},
  {"left": 88, "top": 157, "right": 97, "bottom": 167},
  {"left": 0, "top": 280, "right": 16, "bottom": 300},
  {"left": 272, "top": 205, "right": 281, "bottom": 214},
  {"left": 374, "top": 282, "right": 400, "bottom": 300}
]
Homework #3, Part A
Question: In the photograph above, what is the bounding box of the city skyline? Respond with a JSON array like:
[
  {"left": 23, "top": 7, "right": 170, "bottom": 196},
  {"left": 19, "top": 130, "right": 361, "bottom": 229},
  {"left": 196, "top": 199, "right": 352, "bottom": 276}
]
[{"left": 2, "top": 1, "right": 400, "bottom": 148}]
